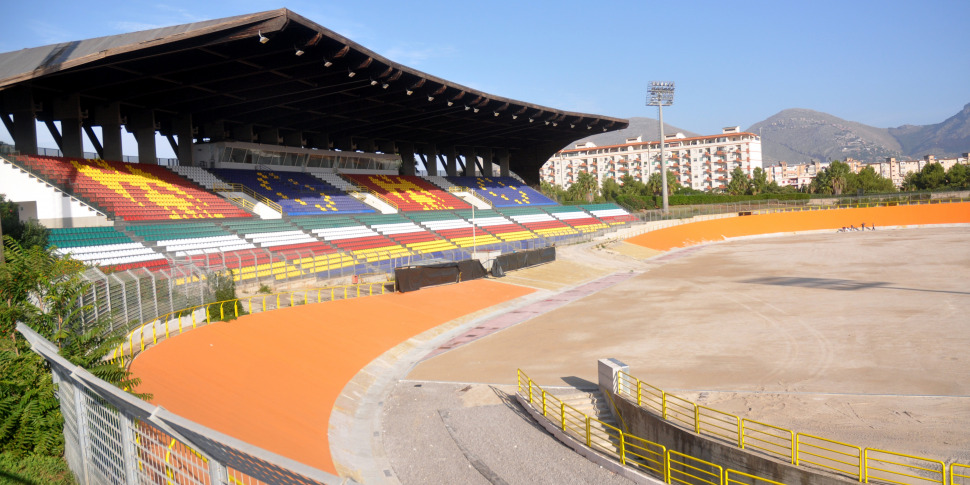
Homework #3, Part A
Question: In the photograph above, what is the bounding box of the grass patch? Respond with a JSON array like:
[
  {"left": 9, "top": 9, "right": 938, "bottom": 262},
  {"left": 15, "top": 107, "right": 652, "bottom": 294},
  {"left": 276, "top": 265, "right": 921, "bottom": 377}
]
[{"left": 0, "top": 452, "right": 75, "bottom": 485}]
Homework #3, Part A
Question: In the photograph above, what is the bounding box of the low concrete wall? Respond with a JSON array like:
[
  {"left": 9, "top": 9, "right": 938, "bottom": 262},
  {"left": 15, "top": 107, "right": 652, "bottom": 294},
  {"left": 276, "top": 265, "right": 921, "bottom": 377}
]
[{"left": 599, "top": 359, "right": 852, "bottom": 485}]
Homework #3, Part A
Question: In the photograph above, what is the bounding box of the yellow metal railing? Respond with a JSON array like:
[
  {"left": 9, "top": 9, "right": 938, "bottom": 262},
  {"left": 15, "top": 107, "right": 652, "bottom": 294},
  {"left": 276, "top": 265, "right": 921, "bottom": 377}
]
[
  {"left": 864, "top": 448, "right": 945, "bottom": 485},
  {"left": 111, "top": 281, "right": 388, "bottom": 365},
  {"left": 213, "top": 182, "right": 283, "bottom": 214},
  {"left": 516, "top": 369, "right": 780, "bottom": 485},
  {"left": 796, "top": 432, "right": 862, "bottom": 480},
  {"left": 614, "top": 371, "right": 960, "bottom": 484},
  {"left": 448, "top": 185, "right": 494, "bottom": 208},
  {"left": 349, "top": 185, "right": 399, "bottom": 211},
  {"left": 725, "top": 469, "right": 786, "bottom": 485},
  {"left": 952, "top": 463, "right": 970, "bottom": 485}
]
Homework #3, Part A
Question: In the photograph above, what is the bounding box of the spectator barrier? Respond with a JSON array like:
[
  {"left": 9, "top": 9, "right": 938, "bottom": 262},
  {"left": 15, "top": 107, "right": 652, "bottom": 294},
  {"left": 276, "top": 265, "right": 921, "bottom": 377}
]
[{"left": 17, "top": 323, "right": 344, "bottom": 485}]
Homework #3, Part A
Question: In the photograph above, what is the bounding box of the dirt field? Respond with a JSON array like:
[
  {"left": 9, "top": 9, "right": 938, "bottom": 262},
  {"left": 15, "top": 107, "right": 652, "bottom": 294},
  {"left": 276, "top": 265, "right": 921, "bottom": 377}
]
[{"left": 410, "top": 226, "right": 970, "bottom": 463}]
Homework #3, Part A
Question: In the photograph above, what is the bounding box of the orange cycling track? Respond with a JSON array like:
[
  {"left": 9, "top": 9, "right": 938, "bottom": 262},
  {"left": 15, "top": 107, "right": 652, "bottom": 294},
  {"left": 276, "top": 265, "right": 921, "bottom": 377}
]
[
  {"left": 130, "top": 202, "right": 968, "bottom": 475},
  {"left": 627, "top": 203, "right": 970, "bottom": 251},
  {"left": 130, "top": 279, "right": 535, "bottom": 474}
]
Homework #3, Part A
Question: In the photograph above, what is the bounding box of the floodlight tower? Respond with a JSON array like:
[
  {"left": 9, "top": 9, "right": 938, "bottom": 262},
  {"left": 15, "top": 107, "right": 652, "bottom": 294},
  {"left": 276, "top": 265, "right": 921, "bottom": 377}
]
[{"left": 647, "top": 81, "right": 675, "bottom": 213}]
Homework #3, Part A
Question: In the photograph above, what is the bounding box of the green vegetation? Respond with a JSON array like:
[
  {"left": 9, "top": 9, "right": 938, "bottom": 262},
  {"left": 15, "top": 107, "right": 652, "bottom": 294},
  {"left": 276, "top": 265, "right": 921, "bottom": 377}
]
[
  {"left": 808, "top": 161, "right": 896, "bottom": 195},
  {"left": 902, "top": 162, "right": 970, "bottom": 191},
  {"left": 0, "top": 197, "right": 142, "bottom": 483},
  {"left": 205, "top": 270, "right": 246, "bottom": 322},
  {"left": 0, "top": 450, "right": 74, "bottom": 485}
]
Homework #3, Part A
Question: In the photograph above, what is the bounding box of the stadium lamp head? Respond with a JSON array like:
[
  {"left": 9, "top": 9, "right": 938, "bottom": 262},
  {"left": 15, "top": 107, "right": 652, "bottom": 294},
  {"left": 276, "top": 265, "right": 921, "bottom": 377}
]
[
  {"left": 464, "top": 105, "right": 471, "bottom": 111},
  {"left": 406, "top": 89, "right": 414, "bottom": 95},
  {"left": 323, "top": 60, "right": 333, "bottom": 67},
  {"left": 370, "top": 79, "right": 378, "bottom": 86},
  {"left": 473, "top": 107, "right": 479, "bottom": 113},
  {"left": 258, "top": 30, "right": 269, "bottom": 44},
  {"left": 382, "top": 83, "right": 389, "bottom": 89},
  {"left": 294, "top": 46, "right": 305, "bottom": 56},
  {"left": 493, "top": 111, "right": 500, "bottom": 117},
  {"left": 427, "top": 95, "right": 434, "bottom": 102},
  {"left": 447, "top": 101, "right": 454, "bottom": 106},
  {"left": 347, "top": 70, "right": 356, "bottom": 78},
  {"left": 647, "top": 81, "right": 675, "bottom": 106}
]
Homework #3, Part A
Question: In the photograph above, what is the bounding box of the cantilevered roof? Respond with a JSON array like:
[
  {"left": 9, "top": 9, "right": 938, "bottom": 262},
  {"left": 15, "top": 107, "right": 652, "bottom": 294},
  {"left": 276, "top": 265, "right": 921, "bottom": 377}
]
[{"left": 0, "top": 9, "right": 628, "bottom": 182}]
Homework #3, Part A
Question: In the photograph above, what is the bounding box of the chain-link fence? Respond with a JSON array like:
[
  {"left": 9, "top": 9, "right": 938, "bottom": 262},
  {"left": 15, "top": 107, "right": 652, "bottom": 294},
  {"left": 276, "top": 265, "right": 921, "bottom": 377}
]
[{"left": 17, "top": 323, "right": 346, "bottom": 485}]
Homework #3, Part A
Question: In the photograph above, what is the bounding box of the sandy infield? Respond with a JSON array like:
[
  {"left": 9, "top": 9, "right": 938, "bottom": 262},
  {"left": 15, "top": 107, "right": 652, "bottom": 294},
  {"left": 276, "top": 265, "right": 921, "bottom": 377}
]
[{"left": 410, "top": 226, "right": 970, "bottom": 464}]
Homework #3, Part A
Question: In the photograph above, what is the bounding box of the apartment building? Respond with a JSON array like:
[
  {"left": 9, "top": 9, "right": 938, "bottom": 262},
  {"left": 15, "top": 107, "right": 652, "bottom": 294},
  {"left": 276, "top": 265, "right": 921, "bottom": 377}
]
[
  {"left": 769, "top": 154, "right": 969, "bottom": 190},
  {"left": 542, "top": 127, "right": 763, "bottom": 192}
]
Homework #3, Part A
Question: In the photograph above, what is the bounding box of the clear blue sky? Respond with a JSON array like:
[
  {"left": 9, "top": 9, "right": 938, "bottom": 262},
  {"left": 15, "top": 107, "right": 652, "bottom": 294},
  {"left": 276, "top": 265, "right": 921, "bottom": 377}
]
[{"left": 2, "top": 0, "right": 969, "bottom": 157}]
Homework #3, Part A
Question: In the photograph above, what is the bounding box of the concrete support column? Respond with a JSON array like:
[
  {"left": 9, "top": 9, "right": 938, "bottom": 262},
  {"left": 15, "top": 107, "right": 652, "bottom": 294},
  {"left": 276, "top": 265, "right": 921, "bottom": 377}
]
[
  {"left": 459, "top": 147, "right": 477, "bottom": 176},
  {"left": 258, "top": 128, "right": 280, "bottom": 145},
  {"left": 231, "top": 124, "right": 254, "bottom": 143},
  {"left": 5, "top": 86, "right": 38, "bottom": 155},
  {"left": 203, "top": 121, "right": 226, "bottom": 142},
  {"left": 282, "top": 131, "right": 305, "bottom": 148},
  {"left": 307, "top": 133, "right": 330, "bottom": 151},
  {"left": 95, "top": 103, "right": 123, "bottom": 161},
  {"left": 443, "top": 145, "right": 458, "bottom": 177},
  {"left": 423, "top": 144, "right": 438, "bottom": 176},
  {"left": 481, "top": 148, "right": 494, "bottom": 177},
  {"left": 127, "top": 110, "right": 157, "bottom": 164},
  {"left": 53, "top": 94, "right": 83, "bottom": 158},
  {"left": 397, "top": 142, "right": 416, "bottom": 176},
  {"left": 498, "top": 148, "right": 510, "bottom": 178},
  {"left": 173, "top": 115, "right": 194, "bottom": 165}
]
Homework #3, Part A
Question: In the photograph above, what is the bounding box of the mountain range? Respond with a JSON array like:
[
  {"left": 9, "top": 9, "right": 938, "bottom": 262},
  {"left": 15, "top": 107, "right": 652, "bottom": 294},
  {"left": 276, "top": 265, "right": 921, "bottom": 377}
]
[{"left": 573, "top": 103, "right": 970, "bottom": 165}]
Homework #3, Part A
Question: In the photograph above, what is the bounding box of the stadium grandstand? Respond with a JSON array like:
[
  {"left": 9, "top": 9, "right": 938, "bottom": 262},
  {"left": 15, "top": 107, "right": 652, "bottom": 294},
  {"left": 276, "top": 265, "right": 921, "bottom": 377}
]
[
  {"left": 0, "top": 8, "right": 644, "bottom": 485},
  {"left": 7, "top": 8, "right": 965, "bottom": 485}
]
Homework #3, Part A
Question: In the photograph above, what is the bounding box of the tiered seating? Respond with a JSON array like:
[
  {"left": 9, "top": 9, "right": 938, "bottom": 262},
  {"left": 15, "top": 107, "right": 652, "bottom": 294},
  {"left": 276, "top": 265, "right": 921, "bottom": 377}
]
[
  {"left": 406, "top": 211, "right": 503, "bottom": 248},
  {"left": 342, "top": 174, "right": 471, "bottom": 211},
  {"left": 133, "top": 222, "right": 255, "bottom": 258},
  {"left": 49, "top": 226, "right": 168, "bottom": 271},
  {"left": 170, "top": 165, "right": 224, "bottom": 190},
  {"left": 210, "top": 168, "right": 374, "bottom": 216},
  {"left": 452, "top": 209, "right": 536, "bottom": 243},
  {"left": 292, "top": 216, "right": 410, "bottom": 263},
  {"left": 543, "top": 206, "right": 609, "bottom": 233},
  {"left": 355, "top": 214, "right": 457, "bottom": 255},
  {"left": 446, "top": 176, "right": 557, "bottom": 207},
  {"left": 222, "top": 220, "right": 330, "bottom": 254},
  {"left": 581, "top": 203, "right": 638, "bottom": 225},
  {"left": 14, "top": 155, "right": 251, "bottom": 221},
  {"left": 498, "top": 207, "right": 578, "bottom": 238}
]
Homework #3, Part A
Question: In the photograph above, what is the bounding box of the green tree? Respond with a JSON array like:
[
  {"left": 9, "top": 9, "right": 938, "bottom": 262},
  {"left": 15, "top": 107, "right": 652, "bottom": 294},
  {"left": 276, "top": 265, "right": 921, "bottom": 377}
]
[
  {"left": 918, "top": 162, "right": 946, "bottom": 190},
  {"left": 749, "top": 167, "right": 769, "bottom": 195},
  {"left": 1, "top": 195, "right": 48, "bottom": 251},
  {"left": 854, "top": 166, "right": 896, "bottom": 193},
  {"left": 599, "top": 177, "right": 622, "bottom": 202},
  {"left": 618, "top": 175, "right": 647, "bottom": 196},
  {"left": 827, "top": 161, "right": 853, "bottom": 195},
  {"left": 0, "top": 236, "right": 144, "bottom": 460},
  {"left": 539, "top": 181, "right": 568, "bottom": 203},
  {"left": 946, "top": 163, "right": 970, "bottom": 189},
  {"left": 726, "top": 167, "right": 750, "bottom": 196},
  {"left": 568, "top": 172, "right": 598, "bottom": 203},
  {"left": 645, "top": 170, "right": 680, "bottom": 197}
]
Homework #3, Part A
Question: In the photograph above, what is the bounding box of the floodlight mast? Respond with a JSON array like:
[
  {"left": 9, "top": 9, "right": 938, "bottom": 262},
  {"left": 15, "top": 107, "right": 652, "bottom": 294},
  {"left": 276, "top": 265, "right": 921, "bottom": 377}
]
[{"left": 647, "top": 81, "right": 675, "bottom": 213}]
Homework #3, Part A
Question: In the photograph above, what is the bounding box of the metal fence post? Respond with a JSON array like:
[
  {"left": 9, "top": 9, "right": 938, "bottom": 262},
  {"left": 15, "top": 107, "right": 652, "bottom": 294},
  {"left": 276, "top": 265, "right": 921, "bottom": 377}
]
[
  {"left": 73, "top": 382, "right": 92, "bottom": 485},
  {"left": 120, "top": 414, "right": 140, "bottom": 484}
]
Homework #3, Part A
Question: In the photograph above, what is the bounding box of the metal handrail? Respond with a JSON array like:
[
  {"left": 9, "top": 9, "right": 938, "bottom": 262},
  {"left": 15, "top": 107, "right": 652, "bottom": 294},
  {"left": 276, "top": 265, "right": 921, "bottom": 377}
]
[{"left": 212, "top": 182, "right": 283, "bottom": 214}]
